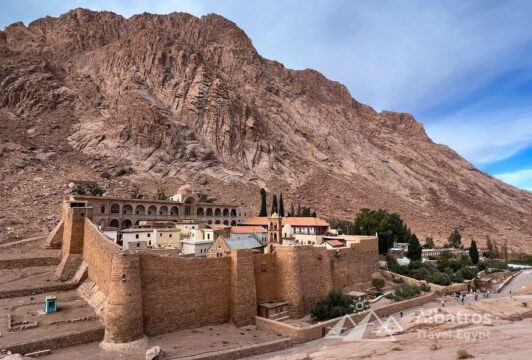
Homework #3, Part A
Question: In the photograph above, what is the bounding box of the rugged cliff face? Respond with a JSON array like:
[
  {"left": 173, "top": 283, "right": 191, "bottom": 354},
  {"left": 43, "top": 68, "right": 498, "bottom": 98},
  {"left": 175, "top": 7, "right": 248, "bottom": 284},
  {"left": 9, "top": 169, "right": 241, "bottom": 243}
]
[{"left": 0, "top": 9, "right": 530, "bottom": 250}]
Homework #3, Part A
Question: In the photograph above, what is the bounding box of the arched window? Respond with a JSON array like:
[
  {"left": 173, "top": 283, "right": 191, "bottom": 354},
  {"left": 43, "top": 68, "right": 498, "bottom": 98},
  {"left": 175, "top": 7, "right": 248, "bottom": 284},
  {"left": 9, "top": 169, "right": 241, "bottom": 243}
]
[
  {"left": 99, "top": 219, "right": 106, "bottom": 227},
  {"left": 197, "top": 207, "right": 204, "bottom": 217},
  {"left": 208, "top": 220, "right": 213, "bottom": 224},
  {"left": 100, "top": 205, "right": 106, "bottom": 214},
  {"left": 135, "top": 205, "right": 145, "bottom": 215},
  {"left": 223, "top": 209, "right": 229, "bottom": 217},
  {"left": 111, "top": 203, "right": 120, "bottom": 214},
  {"left": 109, "top": 219, "right": 120, "bottom": 228},
  {"left": 159, "top": 206, "right": 168, "bottom": 215},
  {"left": 215, "top": 220, "right": 221, "bottom": 224},
  {"left": 122, "top": 219, "right": 132, "bottom": 229},
  {"left": 223, "top": 220, "right": 229, "bottom": 225},
  {"left": 230, "top": 220, "right": 236, "bottom": 226},
  {"left": 214, "top": 208, "right": 221, "bottom": 217},
  {"left": 123, "top": 204, "right": 133, "bottom": 215},
  {"left": 206, "top": 208, "right": 213, "bottom": 217},
  {"left": 230, "top": 209, "right": 237, "bottom": 217},
  {"left": 170, "top": 206, "right": 179, "bottom": 216},
  {"left": 148, "top": 205, "right": 157, "bottom": 215}
]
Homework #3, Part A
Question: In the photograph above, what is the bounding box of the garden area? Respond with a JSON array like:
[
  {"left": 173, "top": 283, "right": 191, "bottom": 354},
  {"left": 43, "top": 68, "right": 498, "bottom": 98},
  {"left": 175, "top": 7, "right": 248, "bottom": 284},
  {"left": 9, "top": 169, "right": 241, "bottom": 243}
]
[{"left": 386, "top": 253, "right": 481, "bottom": 286}]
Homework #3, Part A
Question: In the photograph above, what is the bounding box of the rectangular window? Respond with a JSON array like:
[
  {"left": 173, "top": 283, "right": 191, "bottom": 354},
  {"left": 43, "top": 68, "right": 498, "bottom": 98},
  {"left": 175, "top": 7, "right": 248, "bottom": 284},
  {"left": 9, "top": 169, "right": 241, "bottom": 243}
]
[
  {"left": 136, "top": 243, "right": 140, "bottom": 247},
  {"left": 147, "top": 233, "right": 150, "bottom": 238},
  {"left": 169, "top": 234, "right": 172, "bottom": 238},
  {"left": 135, "top": 234, "right": 139, "bottom": 239}
]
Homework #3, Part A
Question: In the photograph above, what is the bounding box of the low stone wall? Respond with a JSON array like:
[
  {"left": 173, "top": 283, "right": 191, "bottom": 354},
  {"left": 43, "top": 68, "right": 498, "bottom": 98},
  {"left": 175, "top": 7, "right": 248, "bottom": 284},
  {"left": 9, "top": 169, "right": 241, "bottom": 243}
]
[
  {"left": 256, "top": 291, "right": 437, "bottom": 343},
  {"left": 380, "top": 270, "right": 469, "bottom": 295},
  {"left": 1, "top": 327, "right": 104, "bottom": 354},
  {"left": 0, "top": 282, "right": 79, "bottom": 299},
  {"left": 496, "top": 270, "right": 522, "bottom": 293},
  {"left": 174, "top": 338, "right": 292, "bottom": 360},
  {"left": 0, "top": 256, "right": 60, "bottom": 269}
]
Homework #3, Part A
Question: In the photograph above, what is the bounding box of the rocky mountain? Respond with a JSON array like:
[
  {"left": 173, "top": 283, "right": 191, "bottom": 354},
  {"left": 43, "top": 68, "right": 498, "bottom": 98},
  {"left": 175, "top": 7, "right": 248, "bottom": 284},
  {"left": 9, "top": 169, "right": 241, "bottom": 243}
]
[{"left": 0, "top": 9, "right": 530, "bottom": 251}]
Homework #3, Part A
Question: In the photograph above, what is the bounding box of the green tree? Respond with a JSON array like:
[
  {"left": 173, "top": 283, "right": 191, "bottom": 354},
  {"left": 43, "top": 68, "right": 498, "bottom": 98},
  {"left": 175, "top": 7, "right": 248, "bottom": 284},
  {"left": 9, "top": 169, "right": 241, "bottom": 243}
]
[
  {"left": 424, "top": 236, "right": 434, "bottom": 249},
  {"left": 271, "top": 194, "right": 278, "bottom": 215},
  {"left": 371, "top": 278, "right": 385, "bottom": 290},
  {"left": 155, "top": 188, "right": 167, "bottom": 201},
  {"left": 197, "top": 192, "right": 213, "bottom": 203},
  {"left": 469, "top": 239, "right": 479, "bottom": 264},
  {"left": 407, "top": 234, "right": 422, "bottom": 261},
  {"left": 279, "top": 193, "right": 285, "bottom": 217},
  {"left": 130, "top": 186, "right": 143, "bottom": 199},
  {"left": 448, "top": 229, "right": 462, "bottom": 248},
  {"left": 259, "top": 188, "right": 267, "bottom": 217},
  {"left": 352, "top": 209, "right": 412, "bottom": 254},
  {"left": 310, "top": 290, "right": 367, "bottom": 321}
]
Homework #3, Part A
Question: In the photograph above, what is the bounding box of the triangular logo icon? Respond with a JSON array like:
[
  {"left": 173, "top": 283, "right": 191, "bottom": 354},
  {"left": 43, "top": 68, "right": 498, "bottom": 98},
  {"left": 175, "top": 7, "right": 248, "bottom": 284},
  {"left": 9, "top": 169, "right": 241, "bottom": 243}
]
[{"left": 324, "top": 310, "right": 403, "bottom": 342}]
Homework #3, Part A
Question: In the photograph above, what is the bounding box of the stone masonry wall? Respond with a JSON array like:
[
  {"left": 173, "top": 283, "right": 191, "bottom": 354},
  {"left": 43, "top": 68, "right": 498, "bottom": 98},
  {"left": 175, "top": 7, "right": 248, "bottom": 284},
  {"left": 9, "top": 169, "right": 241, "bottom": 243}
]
[
  {"left": 329, "top": 238, "right": 379, "bottom": 290},
  {"left": 297, "top": 247, "right": 333, "bottom": 317},
  {"left": 253, "top": 253, "right": 277, "bottom": 303},
  {"left": 230, "top": 249, "right": 257, "bottom": 327},
  {"left": 82, "top": 219, "right": 121, "bottom": 295},
  {"left": 139, "top": 253, "right": 232, "bottom": 336}
]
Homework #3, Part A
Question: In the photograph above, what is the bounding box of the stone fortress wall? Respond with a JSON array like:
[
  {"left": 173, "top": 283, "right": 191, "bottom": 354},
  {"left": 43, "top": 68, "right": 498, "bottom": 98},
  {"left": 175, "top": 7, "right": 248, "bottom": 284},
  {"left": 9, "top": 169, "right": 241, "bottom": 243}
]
[{"left": 55, "top": 201, "right": 379, "bottom": 347}]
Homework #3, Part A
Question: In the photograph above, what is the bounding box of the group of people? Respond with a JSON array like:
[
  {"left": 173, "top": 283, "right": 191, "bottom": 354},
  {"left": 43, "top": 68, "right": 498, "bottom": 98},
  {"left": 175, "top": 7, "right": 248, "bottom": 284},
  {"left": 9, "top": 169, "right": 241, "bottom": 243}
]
[{"left": 449, "top": 289, "right": 490, "bottom": 305}]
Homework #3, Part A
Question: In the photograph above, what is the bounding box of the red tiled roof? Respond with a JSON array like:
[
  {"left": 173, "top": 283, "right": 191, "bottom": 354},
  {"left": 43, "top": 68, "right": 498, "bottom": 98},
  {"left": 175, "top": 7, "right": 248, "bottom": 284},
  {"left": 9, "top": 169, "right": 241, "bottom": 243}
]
[
  {"left": 240, "top": 217, "right": 329, "bottom": 227},
  {"left": 325, "top": 240, "right": 344, "bottom": 247},
  {"left": 230, "top": 226, "right": 267, "bottom": 234},
  {"left": 208, "top": 224, "right": 230, "bottom": 230}
]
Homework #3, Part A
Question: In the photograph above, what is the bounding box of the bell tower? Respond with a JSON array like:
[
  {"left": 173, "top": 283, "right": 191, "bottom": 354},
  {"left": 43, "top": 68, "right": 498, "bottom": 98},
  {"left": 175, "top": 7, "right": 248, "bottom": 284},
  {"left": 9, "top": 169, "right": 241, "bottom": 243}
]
[{"left": 266, "top": 212, "right": 282, "bottom": 253}]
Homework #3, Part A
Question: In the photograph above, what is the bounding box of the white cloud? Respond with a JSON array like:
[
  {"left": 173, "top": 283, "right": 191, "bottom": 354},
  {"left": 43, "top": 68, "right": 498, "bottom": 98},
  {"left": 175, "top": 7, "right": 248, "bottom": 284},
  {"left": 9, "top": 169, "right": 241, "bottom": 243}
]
[
  {"left": 425, "top": 108, "right": 532, "bottom": 165},
  {"left": 494, "top": 169, "right": 532, "bottom": 191}
]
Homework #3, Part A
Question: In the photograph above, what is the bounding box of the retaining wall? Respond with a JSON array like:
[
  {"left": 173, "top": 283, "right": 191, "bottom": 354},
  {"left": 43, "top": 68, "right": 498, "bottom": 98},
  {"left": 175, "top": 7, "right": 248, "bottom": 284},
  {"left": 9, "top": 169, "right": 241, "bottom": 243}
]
[{"left": 256, "top": 291, "right": 437, "bottom": 343}]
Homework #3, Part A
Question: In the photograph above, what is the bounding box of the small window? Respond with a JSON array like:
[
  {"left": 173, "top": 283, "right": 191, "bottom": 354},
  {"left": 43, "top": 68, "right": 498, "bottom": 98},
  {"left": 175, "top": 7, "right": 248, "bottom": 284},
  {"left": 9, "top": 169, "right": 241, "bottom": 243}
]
[
  {"left": 147, "top": 233, "right": 150, "bottom": 238},
  {"left": 135, "top": 234, "right": 139, "bottom": 239},
  {"left": 136, "top": 243, "right": 140, "bottom": 247},
  {"left": 169, "top": 234, "right": 172, "bottom": 238}
]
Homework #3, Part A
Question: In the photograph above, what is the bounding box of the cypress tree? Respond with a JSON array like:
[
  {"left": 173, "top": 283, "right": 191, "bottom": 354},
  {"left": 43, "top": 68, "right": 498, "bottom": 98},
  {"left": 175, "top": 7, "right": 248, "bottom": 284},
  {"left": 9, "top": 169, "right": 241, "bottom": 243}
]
[
  {"left": 259, "top": 188, "right": 267, "bottom": 217},
  {"left": 407, "top": 234, "right": 422, "bottom": 261},
  {"left": 290, "top": 203, "right": 295, "bottom": 217},
  {"left": 279, "top": 193, "right": 285, "bottom": 217},
  {"left": 271, "top": 194, "right": 278, "bottom": 215},
  {"left": 469, "top": 239, "right": 479, "bottom": 264}
]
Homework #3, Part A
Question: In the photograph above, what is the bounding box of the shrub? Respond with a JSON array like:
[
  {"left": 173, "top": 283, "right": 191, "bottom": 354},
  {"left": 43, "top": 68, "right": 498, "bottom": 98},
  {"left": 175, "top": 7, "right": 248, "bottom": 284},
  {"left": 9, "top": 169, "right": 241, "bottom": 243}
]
[
  {"left": 310, "top": 290, "right": 368, "bottom": 321},
  {"left": 372, "top": 278, "right": 385, "bottom": 290},
  {"left": 457, "top": 349, "right": 473, "bottom": 359},
  {"left": 429, "top": 342, "right": 441, "bottom": 351},
  {"left": 387, "top": 284, "right": 425, "bottom": 301}
]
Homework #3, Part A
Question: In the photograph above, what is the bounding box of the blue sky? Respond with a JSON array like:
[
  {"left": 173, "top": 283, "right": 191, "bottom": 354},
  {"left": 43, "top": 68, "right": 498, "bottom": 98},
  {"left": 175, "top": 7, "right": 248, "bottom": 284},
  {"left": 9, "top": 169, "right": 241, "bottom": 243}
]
[{"left": 2, "top": 1, "right": 532, "bottom": 191}]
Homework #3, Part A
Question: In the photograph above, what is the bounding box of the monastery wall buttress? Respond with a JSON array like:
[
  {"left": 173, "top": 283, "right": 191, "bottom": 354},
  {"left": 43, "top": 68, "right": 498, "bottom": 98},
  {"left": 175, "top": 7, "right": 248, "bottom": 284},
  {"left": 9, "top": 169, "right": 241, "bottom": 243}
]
[{"left": 102, "top": 251, "right": 145, "bottom": 347}]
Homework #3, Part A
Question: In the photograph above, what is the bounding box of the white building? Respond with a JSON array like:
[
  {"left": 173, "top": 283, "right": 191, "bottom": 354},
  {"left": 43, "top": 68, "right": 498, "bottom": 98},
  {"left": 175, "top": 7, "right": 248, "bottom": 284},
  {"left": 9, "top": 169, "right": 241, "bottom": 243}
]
[
  {"left": 181, "top": 239, "right": 213, "bottom": 257},
  {"left": 121, "top": 228, "right": 181, "bottom": 250}
]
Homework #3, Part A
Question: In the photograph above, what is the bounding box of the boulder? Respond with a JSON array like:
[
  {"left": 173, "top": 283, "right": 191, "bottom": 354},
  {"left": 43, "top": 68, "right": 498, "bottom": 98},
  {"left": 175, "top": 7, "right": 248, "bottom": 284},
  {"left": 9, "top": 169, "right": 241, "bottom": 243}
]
[{"left": 145, "top": 346, "right": 165, "bottom": 360}]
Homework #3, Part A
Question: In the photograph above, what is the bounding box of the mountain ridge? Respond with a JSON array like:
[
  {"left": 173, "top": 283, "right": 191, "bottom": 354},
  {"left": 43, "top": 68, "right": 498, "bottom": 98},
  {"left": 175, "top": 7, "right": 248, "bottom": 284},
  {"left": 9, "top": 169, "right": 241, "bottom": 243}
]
[{"left": 0, "top": 8, "right": 530, "bottom": 251}]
